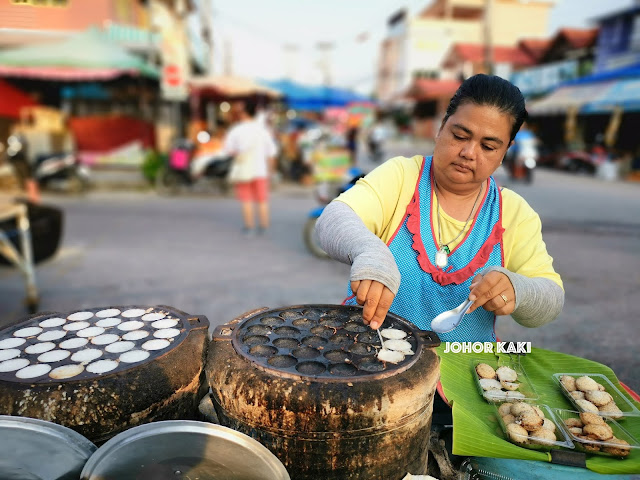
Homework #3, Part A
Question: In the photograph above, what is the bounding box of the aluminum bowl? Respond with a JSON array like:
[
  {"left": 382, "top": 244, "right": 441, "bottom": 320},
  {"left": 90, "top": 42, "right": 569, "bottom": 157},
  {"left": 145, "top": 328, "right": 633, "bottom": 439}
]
[
  {"left": 0, "top": 415, "right": 96, "bottom": 480},
  {"left": 80, "top": 420, "right": 290, "bottom": 480}
]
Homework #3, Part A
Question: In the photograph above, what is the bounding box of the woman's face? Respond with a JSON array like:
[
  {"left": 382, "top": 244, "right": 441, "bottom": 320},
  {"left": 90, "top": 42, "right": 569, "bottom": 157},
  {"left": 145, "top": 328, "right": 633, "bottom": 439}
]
[{"left": 433, "top": 102, "right": 513, "bottom": 191}]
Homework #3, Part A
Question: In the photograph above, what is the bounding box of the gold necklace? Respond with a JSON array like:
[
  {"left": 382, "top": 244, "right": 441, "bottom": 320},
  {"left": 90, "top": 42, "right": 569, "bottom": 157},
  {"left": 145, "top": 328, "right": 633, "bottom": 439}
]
[{"left": 433, "top": 179, "right": 484, "bottom": 269}]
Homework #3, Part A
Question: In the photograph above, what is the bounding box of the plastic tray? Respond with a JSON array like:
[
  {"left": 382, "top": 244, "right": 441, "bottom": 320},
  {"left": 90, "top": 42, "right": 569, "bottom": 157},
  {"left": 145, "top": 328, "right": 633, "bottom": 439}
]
[
  {"left": 494, "top": 403, "right": 574, "bottom": 451},
  {"left": 473, "top": 359, "right": 539, "bottom": 403},
  {"left": 553, "top": 373, "right": 640, "bottom": 419},
  {"left": 553, "top": 408, "right": 640, "bottom": 458}
]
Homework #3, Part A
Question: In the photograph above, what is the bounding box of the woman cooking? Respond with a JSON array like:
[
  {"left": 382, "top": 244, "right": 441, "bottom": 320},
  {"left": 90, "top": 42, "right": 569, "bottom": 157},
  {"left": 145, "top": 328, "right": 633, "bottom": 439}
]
[{"left": 316, "top": 74, "right": 563, "bottom": 342}]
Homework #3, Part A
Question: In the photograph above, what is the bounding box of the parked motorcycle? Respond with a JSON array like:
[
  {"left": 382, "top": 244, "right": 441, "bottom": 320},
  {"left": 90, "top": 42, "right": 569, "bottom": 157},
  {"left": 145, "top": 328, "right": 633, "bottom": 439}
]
[
  {"left": 155, "top": 136, "right": 232, "bottom": 195},
  {"left": 6, "top": 134, "right": 90, "bottom": 194},
  {"left": 34, "top": 152, "right": 90, "bottom": 193},
  {"left": 303, "top": 167, "right": 365, "bottom": 258}
]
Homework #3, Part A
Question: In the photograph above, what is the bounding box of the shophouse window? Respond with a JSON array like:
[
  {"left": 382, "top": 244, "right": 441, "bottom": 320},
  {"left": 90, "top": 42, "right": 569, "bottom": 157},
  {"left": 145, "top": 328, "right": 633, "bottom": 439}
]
[
  {"left": 630, "top": 15, "right": 640, "bottom": 51},
  {"left": 611, "top": 19, "right": 623, "bottom": 50}
]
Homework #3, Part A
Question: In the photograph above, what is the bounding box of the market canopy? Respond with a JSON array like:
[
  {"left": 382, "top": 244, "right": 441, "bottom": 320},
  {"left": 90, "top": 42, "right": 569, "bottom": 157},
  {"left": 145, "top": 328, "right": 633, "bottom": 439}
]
[
  {"left": 526, "top": 81, "right": 615, "bottom": 115},
  {"left": 318, "top": 86, "right": 373, "bottom": 106},
  {"left": 259, "top": 79, "right": 373, "bottom": 111},
  {"left": 0, "top": 79, "right": 38, "bottom": 118},
  {"left": 582, "top": 78, "right": 640, "bottom": 113},
  {"left": 0, "top": 28, "right": 158, "bottom": 81},
  {"left": 189, "top": 75, "right": 281, "bottom": 99}
]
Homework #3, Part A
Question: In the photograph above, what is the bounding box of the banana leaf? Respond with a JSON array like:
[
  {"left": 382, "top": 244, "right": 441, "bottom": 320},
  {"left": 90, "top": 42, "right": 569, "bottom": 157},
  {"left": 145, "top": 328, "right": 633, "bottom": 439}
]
[{"left": 437, "top": 345, "right": 640, "bottom": 475}]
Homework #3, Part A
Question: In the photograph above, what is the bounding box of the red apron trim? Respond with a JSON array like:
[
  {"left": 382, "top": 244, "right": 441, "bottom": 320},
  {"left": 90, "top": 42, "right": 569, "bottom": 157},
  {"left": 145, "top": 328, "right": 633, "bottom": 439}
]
[
  {"left": 436, "top": 379, "right": 450, "bottom": 406},
  {"left": 342, "top": 294, "right": 356, "bottom": 305}
]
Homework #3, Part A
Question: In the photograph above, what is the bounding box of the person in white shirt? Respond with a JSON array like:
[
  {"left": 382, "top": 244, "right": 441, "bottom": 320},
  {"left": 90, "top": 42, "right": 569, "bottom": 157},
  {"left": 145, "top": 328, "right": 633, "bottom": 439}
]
[
  {"left": 223, "top": 101, "right": 278, "bottom": 235},
  {"left": 367, "top": 113, "right": 388, "bottom": 162}
]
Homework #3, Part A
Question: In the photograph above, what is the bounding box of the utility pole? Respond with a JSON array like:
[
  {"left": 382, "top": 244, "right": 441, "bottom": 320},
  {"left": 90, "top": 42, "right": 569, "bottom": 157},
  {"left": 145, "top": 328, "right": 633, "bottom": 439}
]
[
  {"left": 483, "top": 0, "right": 494, "bottom": 75},
  {"left": 201, "top": 0, "right": 215, "bottom": 75},
  {"left": 316, "top": 41, "right": 334, "bottom": 86}
]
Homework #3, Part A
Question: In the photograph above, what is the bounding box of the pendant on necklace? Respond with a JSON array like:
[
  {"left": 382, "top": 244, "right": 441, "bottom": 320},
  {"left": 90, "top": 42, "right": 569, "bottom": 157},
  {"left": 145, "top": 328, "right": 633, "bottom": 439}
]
[{"left": 435, "top": 246, "right": 449, "bottom": 269}]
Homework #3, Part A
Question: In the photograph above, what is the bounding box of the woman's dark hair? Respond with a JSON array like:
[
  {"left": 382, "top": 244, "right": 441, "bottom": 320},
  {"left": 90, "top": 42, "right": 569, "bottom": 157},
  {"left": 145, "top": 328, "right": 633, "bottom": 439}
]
[{"left": 442, "top": 74, "right": 528, "bottom": 141}]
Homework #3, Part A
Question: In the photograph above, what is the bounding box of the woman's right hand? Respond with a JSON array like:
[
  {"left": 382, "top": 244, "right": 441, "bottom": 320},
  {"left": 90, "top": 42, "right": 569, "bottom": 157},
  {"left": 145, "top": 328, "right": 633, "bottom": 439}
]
[{"left": 351, "top": 279, "right": 396, "bottom": 330}]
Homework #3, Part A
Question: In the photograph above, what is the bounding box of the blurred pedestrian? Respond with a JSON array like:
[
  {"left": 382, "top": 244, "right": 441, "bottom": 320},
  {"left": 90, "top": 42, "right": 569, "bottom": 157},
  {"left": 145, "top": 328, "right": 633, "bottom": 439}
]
[
  {"left": 367, "top": 112, "right": 388, "bottom": 163},
  {"left": 505, "top": 121, "right": 538, "bottom": 181},
  {"left": 223, "top": 100, "right": 278, "bottom": 236},
  {"left": 345, "top": 118, "right": 359, "bottom": 166}
]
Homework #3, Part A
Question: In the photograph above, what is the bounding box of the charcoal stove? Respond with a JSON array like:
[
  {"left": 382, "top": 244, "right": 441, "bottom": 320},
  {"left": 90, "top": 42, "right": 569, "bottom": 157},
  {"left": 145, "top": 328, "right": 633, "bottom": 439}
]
[
  {"left": 207, "top": 304, "right": 441, "bottom": 480},
  {"left": 0, "top": 305, "right": 209, "bottom": 443}
]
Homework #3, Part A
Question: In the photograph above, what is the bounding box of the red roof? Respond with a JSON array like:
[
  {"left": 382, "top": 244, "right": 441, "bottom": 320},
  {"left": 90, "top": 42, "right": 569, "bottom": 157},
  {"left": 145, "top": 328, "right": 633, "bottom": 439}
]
[
  {"left": 445, "top": 43, "right": 535, "bottom": 67},
  {"left": 0, "top": 79, "right": 38, "bottom": 119},
  {"left": 518, "top": 38, "right": 552, "bottom": 62},
  {"left": 557, "top": 28, "right": 599, "bottom": 49},
  {"left": 406, "top": 79, "right": 461, "bottom": 101}
]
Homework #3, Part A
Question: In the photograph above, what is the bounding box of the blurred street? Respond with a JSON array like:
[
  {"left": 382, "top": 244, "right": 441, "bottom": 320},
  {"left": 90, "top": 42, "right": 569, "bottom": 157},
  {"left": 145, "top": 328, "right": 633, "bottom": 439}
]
[{"left": 1, "top": 139, "right": 639, "bottom": 393}]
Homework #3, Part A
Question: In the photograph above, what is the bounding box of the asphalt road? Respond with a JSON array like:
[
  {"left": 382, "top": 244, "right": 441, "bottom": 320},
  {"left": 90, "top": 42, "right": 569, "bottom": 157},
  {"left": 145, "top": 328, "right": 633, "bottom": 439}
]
[{"left": 1, "top": 150, "right": 639, "bottom": 394}]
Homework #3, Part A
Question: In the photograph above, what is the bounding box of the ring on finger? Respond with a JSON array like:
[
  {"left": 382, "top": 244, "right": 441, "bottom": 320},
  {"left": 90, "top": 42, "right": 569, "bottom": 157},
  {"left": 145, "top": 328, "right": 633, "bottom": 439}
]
[{"left": 500, "top": 294, "right": 508, "bottom": 304}]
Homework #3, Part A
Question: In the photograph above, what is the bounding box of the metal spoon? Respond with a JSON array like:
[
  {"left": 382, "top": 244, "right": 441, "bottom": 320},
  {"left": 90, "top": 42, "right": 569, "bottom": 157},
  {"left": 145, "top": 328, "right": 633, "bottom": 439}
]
[
  {"left": 430, "top": 298, "right": 474, "bottom": 334},
  {"left": 376, "top": 328, "right": 386, "bottom": 349}
]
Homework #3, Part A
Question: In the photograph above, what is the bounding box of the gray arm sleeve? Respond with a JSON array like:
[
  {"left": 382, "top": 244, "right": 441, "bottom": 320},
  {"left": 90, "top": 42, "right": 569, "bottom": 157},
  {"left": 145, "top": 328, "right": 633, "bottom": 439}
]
[
  {"left": 483, "top": 266, "right": 564, "bottom": 328},
  {"left": 316, "top": 201, "right": 401, "bottom": 294}
]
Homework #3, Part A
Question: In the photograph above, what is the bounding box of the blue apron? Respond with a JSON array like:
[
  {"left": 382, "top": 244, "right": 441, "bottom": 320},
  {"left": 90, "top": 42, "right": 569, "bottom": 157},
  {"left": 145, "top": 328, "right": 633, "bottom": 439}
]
[{"left": 345, "top": 156, "right": 505, "bottom": 342}]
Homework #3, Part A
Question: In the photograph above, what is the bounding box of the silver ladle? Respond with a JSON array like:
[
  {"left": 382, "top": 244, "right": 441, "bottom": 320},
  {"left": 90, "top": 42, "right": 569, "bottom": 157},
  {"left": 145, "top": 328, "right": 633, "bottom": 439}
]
[{"left": 430, "top": 298, "right": 474, "bottom": 334}]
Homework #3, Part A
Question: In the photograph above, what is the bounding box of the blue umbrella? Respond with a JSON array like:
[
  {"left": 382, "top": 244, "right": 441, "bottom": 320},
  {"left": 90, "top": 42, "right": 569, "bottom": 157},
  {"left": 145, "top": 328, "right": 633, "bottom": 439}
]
[{"left": 259, "top": 79, "right": 373, "bottom": 109}]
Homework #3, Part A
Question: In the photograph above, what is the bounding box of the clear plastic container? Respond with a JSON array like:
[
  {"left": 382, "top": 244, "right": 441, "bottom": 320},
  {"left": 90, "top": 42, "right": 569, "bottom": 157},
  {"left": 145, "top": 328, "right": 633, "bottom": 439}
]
[
  {"left": 472, "top": 359, "right": 539, "bottom": 403},
  {"left": 553, "top": 408, "right": 640, "bottom": 458},
  {"left": 494, "top": 402, "right": 574, "bottom": 451},
  {"left": 553, "top": 373, "right": 640, "bottom": 419}
]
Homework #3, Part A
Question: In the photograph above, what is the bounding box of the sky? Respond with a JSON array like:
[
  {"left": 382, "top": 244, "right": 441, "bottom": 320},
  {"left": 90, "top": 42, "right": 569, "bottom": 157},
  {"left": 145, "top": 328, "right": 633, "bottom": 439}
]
[{"left": 206, "top": 0, "right": 636, "bottom": 93}]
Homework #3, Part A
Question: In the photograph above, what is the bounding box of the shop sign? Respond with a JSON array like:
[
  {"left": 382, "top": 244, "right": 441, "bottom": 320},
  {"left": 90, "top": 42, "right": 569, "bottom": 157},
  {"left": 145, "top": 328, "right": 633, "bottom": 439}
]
[
  {"left": 510, "top": 60, "right": 578, "bottom": 96},
  {"left": 151, "top": 0, "right": 189, "bottom": 101}
]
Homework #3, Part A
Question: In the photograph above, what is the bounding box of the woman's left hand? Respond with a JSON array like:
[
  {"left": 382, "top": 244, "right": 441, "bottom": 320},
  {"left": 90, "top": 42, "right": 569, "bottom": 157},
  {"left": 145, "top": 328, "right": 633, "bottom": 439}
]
[{"left": 466, "top": 271, "right": 515, "bottom": 316}]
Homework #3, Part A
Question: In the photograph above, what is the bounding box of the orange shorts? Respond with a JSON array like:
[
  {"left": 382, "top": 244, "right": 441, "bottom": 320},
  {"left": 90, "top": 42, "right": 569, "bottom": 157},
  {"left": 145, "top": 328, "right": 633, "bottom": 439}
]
[{"left": 234, "top": 177, "right": 269, "bottom": 203}]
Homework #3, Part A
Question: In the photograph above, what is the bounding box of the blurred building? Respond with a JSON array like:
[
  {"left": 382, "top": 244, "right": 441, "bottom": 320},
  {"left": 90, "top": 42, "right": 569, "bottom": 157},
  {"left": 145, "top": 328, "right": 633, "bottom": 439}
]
[
  {"left": 440, "top": 43, "right": 535, "bottom": 80},
  {"left": 594, "top": 3, "right": 640, "bottom": 72},
  {"left": 511, "top": 28, "right": 599, "bottom": 99},
  {"left": 0, "top": 0, "right": 155, "bottom": 52},
  {"left": 375, "top": 0, "right": 555, "bottom": 105},
  {"left": 0, "top": 0, "right": 217, "bottom": 165},
  {"left": 521, "top": 3, "right": 640, "bottom": 180},
  {"left": 518, "top": 27, "right": 601, "bottom": 155}
]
